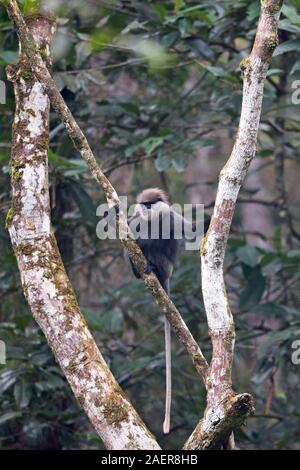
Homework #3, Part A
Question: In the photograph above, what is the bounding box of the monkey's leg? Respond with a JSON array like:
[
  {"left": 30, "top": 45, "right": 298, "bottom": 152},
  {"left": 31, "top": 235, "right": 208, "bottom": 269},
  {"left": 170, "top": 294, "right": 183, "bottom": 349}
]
[
  {"left": 143, "top": 262, "right": 156, "bottom": 275},
  {"left": 103, "top": 203, "right": 119, "bottom": 226},
  {"left": 163, "top": 317, "right": 172, "bottom": 434}
]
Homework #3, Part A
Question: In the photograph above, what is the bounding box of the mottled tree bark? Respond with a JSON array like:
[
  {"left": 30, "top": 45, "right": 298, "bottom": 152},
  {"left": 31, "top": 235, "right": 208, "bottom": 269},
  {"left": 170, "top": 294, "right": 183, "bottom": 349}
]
[
  {"left": 184, "top": 0, "right": 283, "bottom": 450},
  {"left": 5, "top": 0, "right": 209, "bottom": 385},
  {"left": 6, "top": 13, "right": 160, "bottom": 451},
  {"left": 5, "top": 0, "right": 283, "bottom": 450}
]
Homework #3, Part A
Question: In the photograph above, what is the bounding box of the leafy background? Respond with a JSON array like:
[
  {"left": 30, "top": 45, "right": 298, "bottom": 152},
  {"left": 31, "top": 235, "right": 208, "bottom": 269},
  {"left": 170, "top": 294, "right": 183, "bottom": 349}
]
[{"left": 0, "top": 0, "right": 300, "bottom": 450}]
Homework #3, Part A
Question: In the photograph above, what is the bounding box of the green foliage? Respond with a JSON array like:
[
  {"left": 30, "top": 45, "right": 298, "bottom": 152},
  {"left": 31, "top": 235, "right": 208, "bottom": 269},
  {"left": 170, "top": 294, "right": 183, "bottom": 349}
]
[
  {"left": 0, "top": 0, "right": 300, "bottom": 451},
  {"left": 20, "top": 0, "right": 41, "bottom": 15},
  {"left": 0, "top": 322, "right": 98, "bottom": 449}
]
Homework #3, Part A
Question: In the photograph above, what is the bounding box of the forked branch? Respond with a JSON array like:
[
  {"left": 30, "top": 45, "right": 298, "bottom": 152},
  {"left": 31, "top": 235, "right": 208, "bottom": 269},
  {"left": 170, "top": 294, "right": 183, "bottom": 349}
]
[
  {"left": 184, "top": 0, "right": 283, "bottom": 449},
  {"left": 4, "top": 0, "right": 209, "bottom": 384},
  {"left": 4, "top": 0, "right": 283, "bottom": 450}
]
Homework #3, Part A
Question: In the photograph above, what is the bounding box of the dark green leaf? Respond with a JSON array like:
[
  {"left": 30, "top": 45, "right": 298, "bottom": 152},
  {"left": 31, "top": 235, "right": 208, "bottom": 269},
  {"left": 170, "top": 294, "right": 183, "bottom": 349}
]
[
  {"left": 255, "top": 303, "right": 289, "bottom": 317},
  {"left": 14, "top": 379, "right": 31, "bottom": 408},
  {"left": 141, "top": 136, "right": 165, "bottom": 155},
  {"left": 291, "top": 60, "right": 300, "bottom": 74},
  {"left": 0, "top": 411, "right": 22, "bottom": 426},
  {"left": 0, "top": 368, "right": 24, "bottom": 394},
  {"left": 237, "top": 245, "right": 261, "bottom": 267},
  {"left": 67, "top": 180, "right": 97, "bottom": 224},
  {"left": 155, "top": 153, "right": 171, "bottom": 172},
  {"left": 273, "top": 39, "right": 300, "bottom": 56}
]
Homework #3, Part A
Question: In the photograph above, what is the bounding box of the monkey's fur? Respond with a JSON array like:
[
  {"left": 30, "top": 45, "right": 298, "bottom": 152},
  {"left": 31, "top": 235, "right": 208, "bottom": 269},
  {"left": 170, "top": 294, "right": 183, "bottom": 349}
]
[
  {"left": 126, "top": 189, "right": 178, "bottom": 292},
  {"left": 126, "top": 188, "right": 209, "bottom": 434},
  {"left": 105, "top": 188, "right": 208, "bottom": 433},
  {"left": 126, "top": 189, "right": 177, "bottom": 434}
]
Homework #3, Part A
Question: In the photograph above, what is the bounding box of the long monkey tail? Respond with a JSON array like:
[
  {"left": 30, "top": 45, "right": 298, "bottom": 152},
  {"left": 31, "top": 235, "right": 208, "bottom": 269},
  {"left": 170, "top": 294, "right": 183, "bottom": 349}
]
[
  {"left": 162, "top": 278, "right": 172, "bottom": 434},
  {"left": 163, "top": 317, "right": 172, "bottom": 434}
]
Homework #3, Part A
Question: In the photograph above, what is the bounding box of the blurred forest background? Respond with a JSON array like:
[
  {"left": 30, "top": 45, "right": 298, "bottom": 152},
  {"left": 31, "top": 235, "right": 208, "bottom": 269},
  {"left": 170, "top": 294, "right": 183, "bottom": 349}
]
[{"left": 0, "top": 0, "right": 300, "bottom": 450}]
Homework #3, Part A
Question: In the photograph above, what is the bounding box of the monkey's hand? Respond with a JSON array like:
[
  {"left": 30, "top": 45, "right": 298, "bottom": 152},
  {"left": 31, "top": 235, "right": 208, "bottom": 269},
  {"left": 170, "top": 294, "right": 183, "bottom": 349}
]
[
  {"left": 103, "top": 203, "right": 120, "bottom": 226},
  {"left": 144, "top": 263, "right": 155, "bottom": 275}
]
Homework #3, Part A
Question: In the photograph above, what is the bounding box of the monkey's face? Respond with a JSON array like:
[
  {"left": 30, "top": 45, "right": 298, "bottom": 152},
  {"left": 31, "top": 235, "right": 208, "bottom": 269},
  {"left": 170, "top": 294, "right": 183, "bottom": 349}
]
[
  {"left": 132, "top": 203, "right": 149, "bottom": 221},
  {"left": 134, "top": 201, "right": 169, "bottom": 221}
]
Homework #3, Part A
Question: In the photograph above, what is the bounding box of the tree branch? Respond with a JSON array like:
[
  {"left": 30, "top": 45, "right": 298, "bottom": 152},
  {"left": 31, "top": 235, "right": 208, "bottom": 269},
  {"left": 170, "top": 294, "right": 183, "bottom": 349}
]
[
  {"left": 185, "top": 0, "right": 283, "bottom": 449},
  {"left": 5, "top": 11, "right": 161, "bottom": 451},
  {"left": 184, "top": 393, "right": 255, "bottom": 450},
  {"left": 4, "top": 0, "right": 209, "bottom": 385},
  {"left": 5, "top": 0, "right": 283, "bottom": 450}
]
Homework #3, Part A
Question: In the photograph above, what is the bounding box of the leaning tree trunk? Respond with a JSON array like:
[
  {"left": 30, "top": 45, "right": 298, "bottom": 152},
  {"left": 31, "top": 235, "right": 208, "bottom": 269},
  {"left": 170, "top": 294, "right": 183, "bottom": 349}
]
[
  {"left": 5, "top": 0, "right": 283, "bottom": 450},
  {"left": 185, "top": 0, "right": 283, "bottom": 449},
  {"left": 6, "top": 12, "right": 160, "bottom": 451}
]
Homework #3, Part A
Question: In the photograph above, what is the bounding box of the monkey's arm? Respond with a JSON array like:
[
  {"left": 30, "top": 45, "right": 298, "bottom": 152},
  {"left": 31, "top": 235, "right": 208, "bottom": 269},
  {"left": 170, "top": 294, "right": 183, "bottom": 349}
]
[
  {"left": 170, "top": 209, "right": 210, "bottom": 240},
  {"left": 125, "top": 214, "right": 157, "bottom": 279}
]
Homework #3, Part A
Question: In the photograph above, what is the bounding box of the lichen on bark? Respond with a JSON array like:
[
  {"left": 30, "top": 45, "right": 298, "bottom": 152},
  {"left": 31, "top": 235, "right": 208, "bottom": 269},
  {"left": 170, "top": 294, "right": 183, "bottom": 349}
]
[
  {"left": 5, "top": 0, "right": 283, "bottom": 451},
  {"left": 186, "top": 0, "right": 283, "bottom": 450},
  {"left": 6, "top": 8, "right": 160, "bottom": 451}
]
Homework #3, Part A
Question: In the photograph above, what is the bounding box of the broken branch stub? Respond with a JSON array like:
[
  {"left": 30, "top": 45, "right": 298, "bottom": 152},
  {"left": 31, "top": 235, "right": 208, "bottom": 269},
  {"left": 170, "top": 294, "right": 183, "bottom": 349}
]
[{"left": 185, "top": 0, "right": 283, "bottom": 449}]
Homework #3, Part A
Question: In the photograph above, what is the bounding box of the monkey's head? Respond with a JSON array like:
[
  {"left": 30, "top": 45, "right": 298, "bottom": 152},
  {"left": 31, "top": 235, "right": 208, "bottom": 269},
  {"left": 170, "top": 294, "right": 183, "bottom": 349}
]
[{"left": 134, "top": 188, "right": 170, "bottom": 220}]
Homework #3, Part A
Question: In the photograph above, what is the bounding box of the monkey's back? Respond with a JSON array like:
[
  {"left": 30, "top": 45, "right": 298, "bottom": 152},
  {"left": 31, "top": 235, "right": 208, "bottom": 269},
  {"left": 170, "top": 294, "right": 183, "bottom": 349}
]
[{"left": 126, "top": 211, "right": 180, "bottom": 288}]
